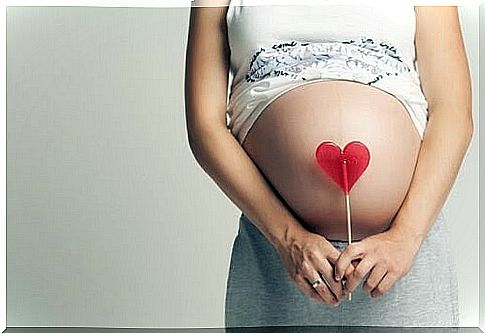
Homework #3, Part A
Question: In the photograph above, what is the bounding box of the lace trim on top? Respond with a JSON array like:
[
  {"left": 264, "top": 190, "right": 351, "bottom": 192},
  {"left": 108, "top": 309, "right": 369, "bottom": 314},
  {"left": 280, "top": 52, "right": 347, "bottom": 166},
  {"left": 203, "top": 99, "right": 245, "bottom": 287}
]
[{"left": 245, "top": 37, "right": 412, "bottom": 85}]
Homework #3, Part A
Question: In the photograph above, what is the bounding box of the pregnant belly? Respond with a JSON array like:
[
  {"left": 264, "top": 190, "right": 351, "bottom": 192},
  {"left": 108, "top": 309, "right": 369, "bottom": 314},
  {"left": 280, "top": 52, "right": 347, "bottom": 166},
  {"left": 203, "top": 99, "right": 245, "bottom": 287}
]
[{"left": 242, "top": 80, "right": 422, "bottom": 242}]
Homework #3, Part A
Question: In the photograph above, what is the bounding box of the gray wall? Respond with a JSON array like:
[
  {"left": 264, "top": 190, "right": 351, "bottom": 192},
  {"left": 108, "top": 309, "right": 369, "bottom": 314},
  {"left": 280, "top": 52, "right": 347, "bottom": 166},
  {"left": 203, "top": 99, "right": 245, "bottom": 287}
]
[
  {"left": 479, "top": 3, "right": 484, "bottom": 331},
  {"left": 7, "top": 5, "right": 479, "bottom": 327}
]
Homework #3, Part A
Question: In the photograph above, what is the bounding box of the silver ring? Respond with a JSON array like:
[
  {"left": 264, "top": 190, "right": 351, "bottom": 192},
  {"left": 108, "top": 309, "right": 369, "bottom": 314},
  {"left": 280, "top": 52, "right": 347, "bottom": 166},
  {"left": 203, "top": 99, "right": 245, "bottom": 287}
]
[
  {"left": 311, "top": 279, "right": 323, "bottom": 289},
  {"left": 311, "top": 274, "right": 331, "bottom": 289},
  {"left": 311, "top": 275, "right": 329, "bottom": 289}
]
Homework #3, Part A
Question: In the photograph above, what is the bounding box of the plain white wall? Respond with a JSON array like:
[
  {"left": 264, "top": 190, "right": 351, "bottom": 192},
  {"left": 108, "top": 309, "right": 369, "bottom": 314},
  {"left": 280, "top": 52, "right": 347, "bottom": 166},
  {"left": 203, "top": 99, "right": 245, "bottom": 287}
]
[{"left": 6, "top": 5, "right": 479, "bottom": 328}]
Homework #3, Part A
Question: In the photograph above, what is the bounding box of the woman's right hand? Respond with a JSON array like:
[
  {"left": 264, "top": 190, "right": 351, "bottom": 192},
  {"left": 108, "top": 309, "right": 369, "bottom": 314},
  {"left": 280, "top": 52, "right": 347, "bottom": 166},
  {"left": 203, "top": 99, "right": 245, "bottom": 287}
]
[{"left": 275, "top": 228, "right": 346, "bottom": 307}]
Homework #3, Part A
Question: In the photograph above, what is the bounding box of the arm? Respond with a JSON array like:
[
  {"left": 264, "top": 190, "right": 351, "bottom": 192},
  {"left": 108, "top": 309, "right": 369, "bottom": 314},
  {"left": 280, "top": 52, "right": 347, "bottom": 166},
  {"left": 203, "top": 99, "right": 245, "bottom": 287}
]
[
  {"left": 390, "top": 6, "right": 473, "bottom": 245},
  {"left": 184, "top": 3, "right": 308, "bottom": 251},
  {"left": 334, "top": 6, "right": 473, "bottom": 298}
]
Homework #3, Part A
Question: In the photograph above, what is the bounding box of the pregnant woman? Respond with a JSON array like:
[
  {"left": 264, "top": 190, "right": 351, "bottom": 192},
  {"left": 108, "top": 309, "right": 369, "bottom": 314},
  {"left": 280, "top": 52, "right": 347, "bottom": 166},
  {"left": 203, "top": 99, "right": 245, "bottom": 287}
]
[{"left": 185, "top": 1, "right": 473, "bottom": 327}]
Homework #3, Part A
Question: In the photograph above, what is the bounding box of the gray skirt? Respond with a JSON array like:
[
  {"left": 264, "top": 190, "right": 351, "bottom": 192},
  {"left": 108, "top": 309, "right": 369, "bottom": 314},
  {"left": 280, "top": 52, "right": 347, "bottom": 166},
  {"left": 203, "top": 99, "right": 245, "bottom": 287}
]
[{"left": 224, "top": 210, "right": 460, "bottom": 327}]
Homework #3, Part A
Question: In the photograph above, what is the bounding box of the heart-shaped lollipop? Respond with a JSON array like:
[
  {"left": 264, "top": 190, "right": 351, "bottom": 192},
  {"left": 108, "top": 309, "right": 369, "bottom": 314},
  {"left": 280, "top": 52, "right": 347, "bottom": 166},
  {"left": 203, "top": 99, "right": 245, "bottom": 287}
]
[
  {"left": 314, "top": 140, "right": 371, "bottom": 303},
  {"left": 315, "top": 141, "right": 370, "bottom": 194}
]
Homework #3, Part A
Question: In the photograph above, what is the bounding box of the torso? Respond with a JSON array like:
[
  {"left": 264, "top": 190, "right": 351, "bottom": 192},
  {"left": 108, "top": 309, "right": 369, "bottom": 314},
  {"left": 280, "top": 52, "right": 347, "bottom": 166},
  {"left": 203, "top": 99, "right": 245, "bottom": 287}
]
[
  {"left": 242, "top": 80, "right": 421, "bottom": 241},
  {"left": 226, "top": 3, "right": 426, "bottom": 241}
]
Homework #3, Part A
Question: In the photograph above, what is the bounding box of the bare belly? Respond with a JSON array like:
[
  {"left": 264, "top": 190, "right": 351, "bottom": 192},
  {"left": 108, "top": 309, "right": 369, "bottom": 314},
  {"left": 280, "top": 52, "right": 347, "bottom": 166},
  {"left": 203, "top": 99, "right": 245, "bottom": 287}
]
[{"left": 242, "top": 80, "right": 422, "bottom": 242}]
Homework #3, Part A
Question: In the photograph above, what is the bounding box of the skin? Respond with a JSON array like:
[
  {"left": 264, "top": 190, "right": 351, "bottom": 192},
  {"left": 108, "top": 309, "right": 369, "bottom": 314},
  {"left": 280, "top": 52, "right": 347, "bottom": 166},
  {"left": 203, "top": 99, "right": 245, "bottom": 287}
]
[
  {"left": 335, "top": 6, "right": 473, "bottom": 300},
  {"left": 241, "top": 80, "right": 422, "bottom": 241},
  {"left": 185, "top": 4, "right": 473, "bottom": 307}
]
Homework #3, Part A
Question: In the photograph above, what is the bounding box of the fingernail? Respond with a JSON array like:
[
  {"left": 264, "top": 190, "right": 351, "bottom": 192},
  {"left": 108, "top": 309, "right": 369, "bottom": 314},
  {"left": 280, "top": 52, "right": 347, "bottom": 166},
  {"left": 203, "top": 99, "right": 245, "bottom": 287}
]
[{"left": 335, "top": 275, "right": 340, "bottom": 281}]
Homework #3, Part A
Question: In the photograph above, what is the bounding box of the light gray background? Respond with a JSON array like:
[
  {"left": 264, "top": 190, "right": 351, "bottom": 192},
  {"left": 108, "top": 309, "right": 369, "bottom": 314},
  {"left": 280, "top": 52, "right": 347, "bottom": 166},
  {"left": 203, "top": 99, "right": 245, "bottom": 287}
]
[
  {"left": 7, "top": 5, "right": 479, "bottom": 328},
  {"left": 479, "top": 3, "right": 484, "bottom": 331}
]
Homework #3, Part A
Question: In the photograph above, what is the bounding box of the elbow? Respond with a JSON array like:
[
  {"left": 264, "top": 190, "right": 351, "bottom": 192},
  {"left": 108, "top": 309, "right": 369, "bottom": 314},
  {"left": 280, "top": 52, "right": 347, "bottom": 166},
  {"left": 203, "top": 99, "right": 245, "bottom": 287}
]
[
  {"left": 187, "top": 127, "right": 204, "bottom": 160},
  {"left": 464, "top": 119, "right": 474, "bottom": 147},
  {"left": 449, "top": 116, "right": 474, "bottom": 150},
  {"left": 461, "top": 113, "right": 474, "bottom": 144},
  {"left": 429, "top": 104, "right": 474, "bottom": 145},
  {"left": 186, "top": 121, "right": 223, "bottom": 161},
  {"left": 455, "top": 115, "right": 474, "bottom": 151},
  {"left": 187, "top": 130, "right": 209, "bottom": 169},
  {"left": 185, "top": 114, "right": 208, "bottom": 154}
]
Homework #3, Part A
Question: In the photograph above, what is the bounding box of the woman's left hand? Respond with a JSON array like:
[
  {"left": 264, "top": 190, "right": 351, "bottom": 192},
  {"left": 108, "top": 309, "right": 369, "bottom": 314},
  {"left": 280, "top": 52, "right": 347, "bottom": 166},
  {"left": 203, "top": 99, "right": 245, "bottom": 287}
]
[{"left": 333, "top": 227, "right": 423, "bottom": 299}]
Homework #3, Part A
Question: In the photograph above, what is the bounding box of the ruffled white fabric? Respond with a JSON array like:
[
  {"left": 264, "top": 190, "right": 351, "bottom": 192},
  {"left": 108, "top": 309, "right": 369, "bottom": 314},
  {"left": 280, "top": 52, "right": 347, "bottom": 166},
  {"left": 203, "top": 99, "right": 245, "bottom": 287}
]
[{"left": 227, "top": 38, "right": 428, "bottom": 144}]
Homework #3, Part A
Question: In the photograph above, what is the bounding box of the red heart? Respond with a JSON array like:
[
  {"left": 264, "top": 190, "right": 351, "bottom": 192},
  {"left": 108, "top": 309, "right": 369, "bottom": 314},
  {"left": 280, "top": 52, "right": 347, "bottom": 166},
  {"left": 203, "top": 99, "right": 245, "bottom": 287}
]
[{"left": 315, "top": 140, "right": 370, "bottom": 194}]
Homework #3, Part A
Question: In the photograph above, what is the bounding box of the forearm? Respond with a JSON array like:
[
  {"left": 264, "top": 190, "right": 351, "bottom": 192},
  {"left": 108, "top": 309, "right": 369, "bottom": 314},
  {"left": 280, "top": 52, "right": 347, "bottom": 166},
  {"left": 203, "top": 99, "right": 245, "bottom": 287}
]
[
  {"left": 188, "top": 123, "right": 308, "bottom": 250},
  {"left": 390, "top": 105, "right": 473, "bottom": 245}
]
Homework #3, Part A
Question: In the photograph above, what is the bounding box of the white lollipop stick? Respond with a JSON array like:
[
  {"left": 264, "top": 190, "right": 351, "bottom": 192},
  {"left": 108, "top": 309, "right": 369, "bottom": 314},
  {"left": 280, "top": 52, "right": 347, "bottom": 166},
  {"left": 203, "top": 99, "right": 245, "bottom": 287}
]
[{"left": 342, "top": 160, "right": 352, "bottom": 301}]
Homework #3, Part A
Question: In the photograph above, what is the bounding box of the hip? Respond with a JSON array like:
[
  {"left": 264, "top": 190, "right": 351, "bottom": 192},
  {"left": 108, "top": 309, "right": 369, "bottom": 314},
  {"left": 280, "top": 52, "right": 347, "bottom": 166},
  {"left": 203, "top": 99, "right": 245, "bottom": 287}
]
[{"left": 225, "top": 210, "right": 460, "bottom": 327}]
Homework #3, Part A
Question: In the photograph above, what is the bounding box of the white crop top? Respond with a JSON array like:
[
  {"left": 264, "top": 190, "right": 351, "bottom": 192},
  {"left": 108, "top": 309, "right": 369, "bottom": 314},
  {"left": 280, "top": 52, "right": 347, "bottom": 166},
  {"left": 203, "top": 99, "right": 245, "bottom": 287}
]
[{"left": 225, "top": 2, "right": 429, "bottom": 145}]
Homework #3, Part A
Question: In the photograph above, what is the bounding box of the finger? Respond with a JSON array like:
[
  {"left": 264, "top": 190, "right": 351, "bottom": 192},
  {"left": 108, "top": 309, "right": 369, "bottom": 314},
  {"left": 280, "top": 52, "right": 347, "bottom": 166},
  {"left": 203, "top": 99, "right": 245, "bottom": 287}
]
[
  {"left": 300, "top": 262, "right": 340, "bottom": 306},
  {"left": 371, "top": 272, "right": 396, "bottom": 299},
  {"left": 315, "top": 259, "right": 345, "bottom": 301},
  {"left": 362, "top": 264, "right": 388, "bottom": 295},
  {"left": 344, "top": 255, "right": 376, "bottom": 294},
  {"left": 335, "top": 242, "right": 365, "bottom": 282},
  {"left": 294, "top": 273, "right": 325, "bottom": 304},
  {"left": 344, "top": 262, "right": 355, "bottom": 277},
  {"left": 324, "top": 243, "right": 342, "bottom": 265},
  {"left": 342, "top": 258, "right": 360, "bottom": 280},
  {"left": 342, "top": 259, "right": 364, "bottom": 296}
]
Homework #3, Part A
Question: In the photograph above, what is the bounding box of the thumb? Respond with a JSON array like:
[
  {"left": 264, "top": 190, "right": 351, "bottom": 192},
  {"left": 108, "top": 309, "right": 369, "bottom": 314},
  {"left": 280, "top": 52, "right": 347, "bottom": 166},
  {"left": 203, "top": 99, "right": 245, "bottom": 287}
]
[
  {"left": 344, "top": 259, "right": 361, "bottom": 277},
  {"left": 326, "top": 245, "right": 342, "bottom": 264}
]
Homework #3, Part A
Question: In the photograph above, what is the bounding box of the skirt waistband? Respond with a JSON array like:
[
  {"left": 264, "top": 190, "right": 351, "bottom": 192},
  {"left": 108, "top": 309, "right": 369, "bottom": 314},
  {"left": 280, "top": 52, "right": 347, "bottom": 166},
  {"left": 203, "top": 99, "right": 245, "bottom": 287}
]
[{"left": 238, "top": 210, "right": 447, "bottom": 249}]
